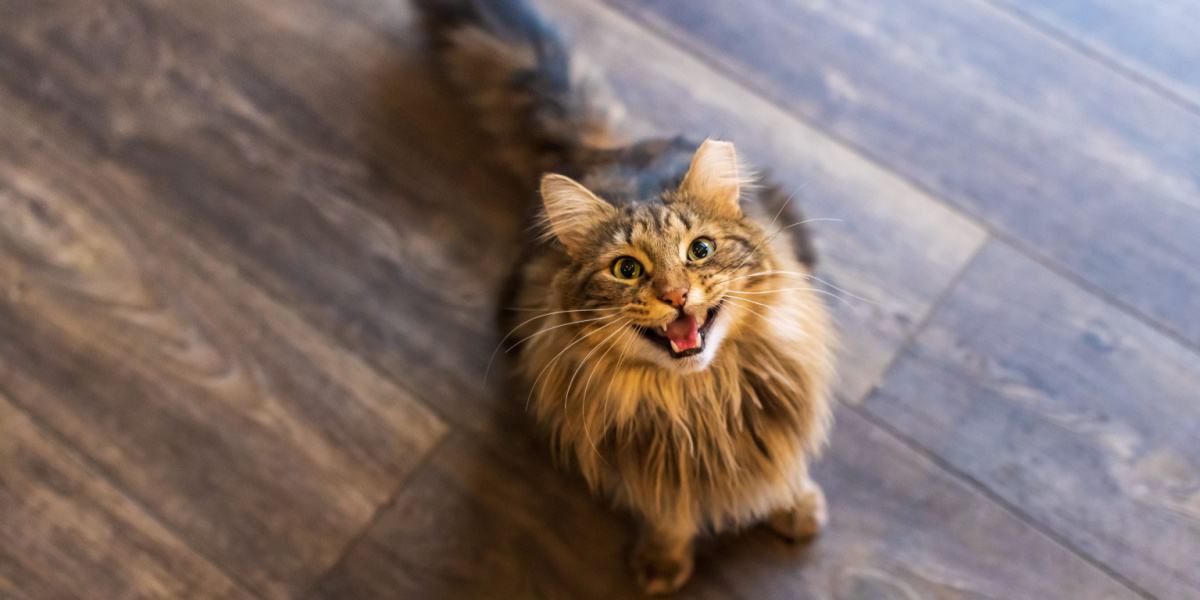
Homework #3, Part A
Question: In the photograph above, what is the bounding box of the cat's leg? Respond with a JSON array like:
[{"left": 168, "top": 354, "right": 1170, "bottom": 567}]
[
  {"left": 767, "top": 477, "right": 827, "bottom": 542},
  {"left": 632, "top": 516, "right": 696, "bottom": 595}
]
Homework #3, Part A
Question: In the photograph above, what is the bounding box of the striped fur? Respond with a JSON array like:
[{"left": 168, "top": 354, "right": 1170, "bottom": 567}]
[
  {"left": 418, "top": 0, "right": 835, "bottom": 594},
  {"left": 417, "top": 0, "right": 626, "bottom": 182}
]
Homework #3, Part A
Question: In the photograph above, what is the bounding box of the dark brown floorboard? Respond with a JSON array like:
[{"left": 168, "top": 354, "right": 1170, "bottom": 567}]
[
  {"left": 865, "top": 242, "right": 1200, "bottom": 599},
  {"left": 0, "top": 31, "right": 447, "bottom": 595},
  {"left": 1, "top": 0, "right": 535, "bottom": 436},
  {"left": 312, "top": 409, "right": 1139, "bottom": 600},
  {"left": 0, "top": 395, "right": 250, "bottom": 599},
  {"left": 0, "top": 0, "right": 1195, "bottom": 598}
]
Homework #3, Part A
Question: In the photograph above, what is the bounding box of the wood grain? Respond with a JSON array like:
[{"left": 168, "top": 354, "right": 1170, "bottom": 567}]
[
  {"left": 0, "top": 107, "right": 447, "bottom": 597},
  {"left": 1, "top": 0, "right": 1195, "bottom": 597},
  {"left": 1, "top": 0, "right": 978, "bottom": 426},
  {"left": 865, "top": 241, "right": 1200, "bottom": 599},
  {"left": 605, "top": 0, "right": 1200, "bottom": 350},
  {"left": 991, "top": 0, "right": 1200, "bottom": 110},
  {"left": 0, "top": 394, "right": 250, "bottom": 599},
  {"left": 0, "top": 0, "right": 531, "bottom": 436},
  {"left": 311, "top": 408, "right": 1138, "bottom": 599}
]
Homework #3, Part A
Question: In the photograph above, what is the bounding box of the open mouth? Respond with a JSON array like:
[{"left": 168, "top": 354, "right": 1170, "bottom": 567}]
[{"left": 633, "top": 302, "right": 723, "bottom": 359}]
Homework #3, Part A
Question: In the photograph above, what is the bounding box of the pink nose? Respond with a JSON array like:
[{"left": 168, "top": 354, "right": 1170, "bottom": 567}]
[{"left": 659, "top": 287, "right": 689, "bottom": 308}]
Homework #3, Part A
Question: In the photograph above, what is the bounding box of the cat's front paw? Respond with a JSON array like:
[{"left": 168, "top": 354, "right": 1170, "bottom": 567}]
[
  {"left": 767, "top": 482, "right": 827, "bottom": 542},
  {"left": 632, "top": 538, "right": 694, "bottom": 595}
]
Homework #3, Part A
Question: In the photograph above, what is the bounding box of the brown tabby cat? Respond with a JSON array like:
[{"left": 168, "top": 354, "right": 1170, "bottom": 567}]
[{"left": 419, "top": 0, "right": 836, "bottom": 594}]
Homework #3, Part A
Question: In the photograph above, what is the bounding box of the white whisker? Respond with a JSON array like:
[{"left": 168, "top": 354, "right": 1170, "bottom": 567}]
[
  {"left": 505, "top": 313, "right": 620, "bottom": 353},
  {"left": 525, "top": 317, "right": 625, "bottom": 411},
  {"left": 485, "top": 308, "right": 620, "bottom": 384},
  {"left": 505, "top": 306, "right": 621, "bottom": 313},
  {"left": 767, "top": 186, "right": 800, "bottom": 232},
  {"left": 605, "top": 321, "right": 638, "bottom": 401},
  {"left": 716, "top": 269, "right": 875, "bottom": 305},
  {"left": 722, "top": 296, "right": 772, "bottom": 322},
  {"left": 720, "top": 293, "right": 774, "bottom": 311},
  {"left": 732, "top": 286, "right": 849, "bottom": 305},
  {"left": 565, "top": 318, "right": 630, "bottom": 406},
  {"left": 581, "top": 326, "right": 633, "bottom": 460}
]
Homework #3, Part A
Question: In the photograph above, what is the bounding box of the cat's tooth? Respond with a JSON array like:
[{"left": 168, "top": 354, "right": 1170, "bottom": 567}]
[{"left": 669, "top": 340, "right": 681, "bottom": 354}]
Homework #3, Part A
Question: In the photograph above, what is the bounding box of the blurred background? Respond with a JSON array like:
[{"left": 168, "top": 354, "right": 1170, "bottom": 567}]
[{"left": 1, "top": 0, "right": 1197, "bottom": 598}]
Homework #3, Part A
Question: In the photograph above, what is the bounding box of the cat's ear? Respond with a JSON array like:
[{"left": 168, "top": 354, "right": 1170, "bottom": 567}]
[
  {"left": 678, "top": 138, "right": 744, "bottom": 218},
  {"left": 539, "top": 173, "right": 616, "bottom": 255}
]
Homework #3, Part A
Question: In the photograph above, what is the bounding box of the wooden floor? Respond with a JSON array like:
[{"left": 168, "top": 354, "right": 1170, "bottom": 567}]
[{"left": 1, "top": 0, "right": 1197, "bottom": 598}]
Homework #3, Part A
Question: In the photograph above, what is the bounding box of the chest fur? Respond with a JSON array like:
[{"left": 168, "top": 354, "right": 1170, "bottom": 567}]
[{"left": 529, "top": 338, "right": 832, "bottom": 524}]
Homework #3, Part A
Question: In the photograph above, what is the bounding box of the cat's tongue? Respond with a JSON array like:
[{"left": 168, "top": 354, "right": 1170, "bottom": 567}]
[{"left": 665, "top": 313, "right": 701, "bottom": 353}]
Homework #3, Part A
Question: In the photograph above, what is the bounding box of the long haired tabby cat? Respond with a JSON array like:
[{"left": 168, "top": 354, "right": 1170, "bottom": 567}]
[{"left": 418, "top": 0, "right": 835, "bottom": 593}]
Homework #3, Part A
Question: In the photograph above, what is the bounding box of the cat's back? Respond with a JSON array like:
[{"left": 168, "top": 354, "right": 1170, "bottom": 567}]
[{"left": 569, "top": 136, "right": 699, "bottom": 208}]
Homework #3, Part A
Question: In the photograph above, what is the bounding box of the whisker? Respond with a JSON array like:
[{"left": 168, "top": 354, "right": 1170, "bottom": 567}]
[
  {"left": 715, "top": 268, "right": 878, "bottom": 304},
  {"left": 803, "top": 272, "right": 877, "bottom": 305},
  {"left": 505, "top": 313, "right": 620, "bottom": 353},
  {"left": 525, "top": 317, "right": 625, "bottom": 411},
  {"left": 713, "top": 269, "right": 788, "bottom": 287},
  {"left": 505, "top": 306, "right": 621, "bottom": 313},
  {"left": 605, "top": 320, "right": 638, "bottom": 401},
  {"left": 767, "top": 186, "right": 801, "bottom": 232},
  {"left": 726, "top": 269, "right": 876, "bottom": 306},
  {"left": 565, "top": 318, "right": 631, "bottom": 406},
  {"left": 730, "top": 286, "right": 851, "bottom": 305},
  {"left": 720, "top": 293, "right": 774, "bottom": 310},
  {"left": 485, "top": 309, "right": 620, "bottom": 384},
  {"left": 582, "top": 325, "right": 629, "bottom": 401},
  {"left": 581, "top": 326, "right": 633, "bottom": 460},
  {"left": 722, "top": 297, "right": 772, "bottom": 323}
]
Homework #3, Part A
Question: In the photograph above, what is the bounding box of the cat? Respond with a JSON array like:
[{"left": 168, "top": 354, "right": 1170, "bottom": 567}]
[{"left": 417, "top": 0, "right": 836, "bottom": 594}]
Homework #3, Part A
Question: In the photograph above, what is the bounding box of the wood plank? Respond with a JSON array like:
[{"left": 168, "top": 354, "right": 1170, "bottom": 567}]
[
  {"left": 0, "top": 0, "right": 981, "bottom": 424},
  {"left": 308, "top": 432, "right": 668, "bottom": 600},
  {"left": 605, "top": 0, "right": 1200, "bottom": 350},
  {"left": 992, "top": 0, "right": 1200, "bottom": 109},
  {"left": 311, "top": 408, "right": 1138, "bottom": 599},
  {"left": 0, "top": 110, "right": 447, "bottom": 597},
  {"left": 865, "top": 241, "right": 1200, "bottom": 599},
  {"left": 0, "top": 394, "right": 250, "bottom": 599},
  {"left": 0, "top": 0, "right": 531, "bottom": 436}
]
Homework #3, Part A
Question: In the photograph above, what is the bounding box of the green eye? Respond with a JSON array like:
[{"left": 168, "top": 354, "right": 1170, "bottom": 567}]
[
  {"left": 688, "top": 237, "right": 715, "bottom": 261},
  {"left": 611, "top": 256, "right": 644, "bottom": 279}
]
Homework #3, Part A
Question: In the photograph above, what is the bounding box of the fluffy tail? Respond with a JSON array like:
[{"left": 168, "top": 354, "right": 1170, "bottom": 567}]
[{"left": 415, "top": 0, "right": 625, "bottom": 181}]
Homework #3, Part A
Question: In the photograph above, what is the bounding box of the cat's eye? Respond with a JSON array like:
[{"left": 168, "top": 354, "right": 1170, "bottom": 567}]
[
  {"left": 611, "top": 256, "right": 644, "bottom": 280},
  {"left": 688, "top": 237, "right": 715, "bottom": 261}
]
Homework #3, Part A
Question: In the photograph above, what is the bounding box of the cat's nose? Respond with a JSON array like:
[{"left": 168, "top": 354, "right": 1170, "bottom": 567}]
[{"left": 659, "top": 287, "right": 689, "bottom": 308}]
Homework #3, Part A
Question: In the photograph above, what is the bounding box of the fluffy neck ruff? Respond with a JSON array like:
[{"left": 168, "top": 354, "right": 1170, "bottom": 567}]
[{"left": 518, "top": 277, "right": 834, "bottom": 527}]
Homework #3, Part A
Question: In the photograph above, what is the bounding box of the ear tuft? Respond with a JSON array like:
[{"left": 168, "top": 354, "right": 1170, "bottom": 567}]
[
  {"left": 539, "top": 173, "right": 616, "bottom": 255},
  {"left": 678, "top": 138, "right": 744, "bottom": 218}
]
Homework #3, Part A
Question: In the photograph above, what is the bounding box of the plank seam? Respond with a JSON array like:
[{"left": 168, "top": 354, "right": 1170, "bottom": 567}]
[
  {"left": 297, "top": 430, "right": 453, "bottom": 599},
  {"left": 848, "top": 405, "right": 1155, "bottom": 599},
  {"left": 979, "top": 0, "right": 1200, "bottom": 119},
  {"left": 841, "top": 240, "right": 1156, "bottom": 598},
  {"left": 0, "top": 384, "right": 265, "bottom": 600},
  {"left": 861, "top": 239, "right": 989, "bottom": 398}
]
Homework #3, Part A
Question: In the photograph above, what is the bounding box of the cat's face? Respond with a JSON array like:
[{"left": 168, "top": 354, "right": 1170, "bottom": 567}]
[
  {"left": 565, "top": 203, "right": 768, "bottom": 372},
  {"left": 541, "top": 140, "right": 773, "bottom": 373}
]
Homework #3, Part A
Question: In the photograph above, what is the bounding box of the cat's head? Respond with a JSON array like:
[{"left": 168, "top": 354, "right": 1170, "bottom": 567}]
[{"left": 539, "top": 139, "right": 780, "bottom": 373}]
